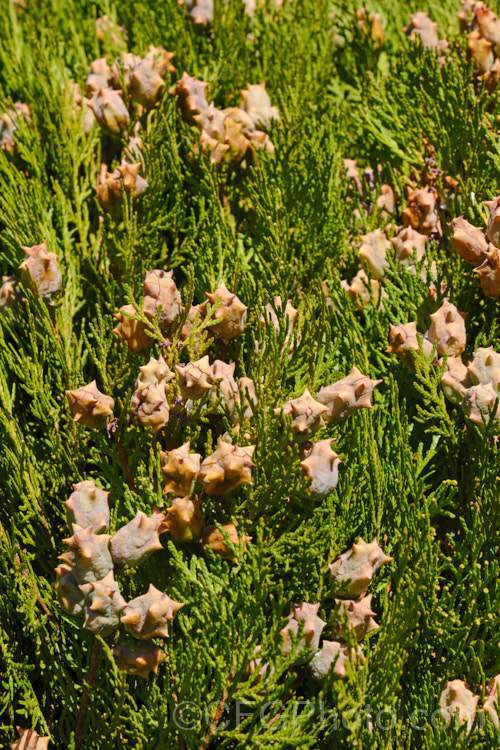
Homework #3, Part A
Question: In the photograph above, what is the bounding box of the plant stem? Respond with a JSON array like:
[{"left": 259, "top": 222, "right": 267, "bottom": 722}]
[
  {"left": 74, "top": 638, "right": 101, "bottom": 750},
  {"left": 200, "top": 671, "right": 235, "bottom": 750},
  {"left": 113, "top": 432, "right": 136, "bottom": 492}
]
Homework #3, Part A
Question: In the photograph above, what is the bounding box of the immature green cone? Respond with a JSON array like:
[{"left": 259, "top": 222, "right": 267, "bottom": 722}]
[
  {"left": 278, "top": 389, "right": 328, "bottom": 441},
  {"left": 240, "top": 83, "right": 280, "bottom": 129},
  {"left": 377, "top": 183, "right": 396, "bottom": 216},
  {"left": 358, "top": 229, "right": 390, "bottom": 279},
  {"left": 261, "top": 296, "right": 298, "bottom": 336},
  {"left": 230, "top": 377, "right": 258, "bottom": 424},
  {"left": 404, "top": 12, "right": 440, "bottom": 48},
  {"left": 440, "top": 356, "right": 471, "bottom": 405},
  {"left": 222, "top": 118, "right": 251, "bottom": 164},
  {"left": 329, "top": 537, "right": 392, "bottom": 599},
  {"left": 391, "top": 226, "right": 427, "bottom": 266},
  {"left": 117, "top": 162, "right": 147, "bottom": 200},
  {"left": 300, "top": 438, "right": 341, "bottom": 498},
  {"left": 0, "top": 102, "right": 31, "bottom": 156},
  {"left": 197, "top": 129, "right": 230, "bottom": 166},
  {"left": 145, "top": 45, "right": 175, "bottom": 77},
  {"left": 64, "top": 480, "right": 110, "bottom": 533},
  {"left": 280, "top": 602, "right": 326, "bottom": 663},
  {"left": 316, "top": 367, "right": 381, "bottom": 422},
  {"left": 387, "top": 322, "right": 435, "bottom": 369},
  {"left": 113, "top": 640, "right": 165, "bottom": 679},
  {"left": 88, "top": 87, "right": 129, "bottom": 137},
  {"left": 357, "top": 8, "right": 385, "bottom": 47},
  {"left": 467, "top": 346, "right": 500, "bottom": 389},
  {"left": 481, "top": 57, "right": 500, "bottom": 92},
  {"left": 180, "top": 303, "right": 205, "bottom": 342},
  {"left": 172, "top": 72, "right": 209, "bottom": 124},
  {"left": 201, "top": 523, "right": 251, "bottom": 563},
  {"left": 485, "top": 196, "right": 500, "bottom": 245},
  {"left": 109, "top": 51, "right": 142, "bottom": 90},
  {"left": 428, "top": 299, "right": 467, "bottom": 357},
  {"left": 113, "top": 304, "right": 154, "bottom": 353},
  {"left": 85, "top": 58, "right": 113, "bottom": 95},
  {"left": 439, "top": 680, "right": 478, "bottom": 732},
  {"left": 461, "top": 383, "right": 500, "bottom": 431},
  {"left": 66, "top": 380, "right": 114, "bottom": 430},
  {"left": 341, "top": 270, "right": 382, "bottom": 310},
  {"left": 110, "top": 510, "right": 166, "bottom": 568},
  {"left": 143, "top": 269, "right": 182, "bottom": 329},
  {"left": 59, "top": 524, "right": 113, "bottom": 584},
  {"left": 0, "top": 275, "right": 20, "bottom": 314},
  {"left": 129, "top": 59, "right": 165, "bottom": 108},
  {"left": 96, "top": 161, "right": 148, "bottom": 214},
  {"left": 136, "top": 355, "right": 174, "bottom": 387},
  {"left": 161, "top": 442, "right": 201, "bottom": 496},
  {"left": 81, "top": 571, "right": 127, "bottom": 637},
  {"left": 73, "top": 83, "right": 95, "bottom": 132},
  {"left": 484, "top": 675, "right": 500, "bottom": 729},
  {"left": 330, "top": 594, "right": 378, "bottom": 642},
  {"left": 474, "top": 244, "right": 500, "bottom": 298},
  {"left": 475, "top": 4, "right": 500, "bottom": 47},
  {"left": 193, "top": 103, "right": 227, "bottom": 139},
  {"left": 187, "top": 0, "right": 214, "bottom": 27},
  {"left": 467, "top": 30, "right": 494, "bottom": 75},
  {"left": 402, "top": 187, "right": 439, "bottom": 234},
  {"left": 121, "top": 583, "right": 184, "bottom": 639},
  {"left": 130, "top": 382, "right": 169, "bottom": 433},
  {"left": 202, "top": 282, "right": 247, "bottom": 341},
  {"left": 210, "top": 360, "right": 238, "bottom": 408},
  {"left": 163, "top": 496, "right": 205, "bottom": 542},
  {"left": 199, "top": 441, "right": 255, "bottom": 495},
  {"left": 54, "top": 563, "right": 86, "bottom": 616},
  {"left": 244, "top": 645, "right": 275, "bottom": 681},
  {"left": 19, "top": 241, "right": 61, "bottom": 299},
  {"left": 449, "top": 217, "right": 488, "bottom": 265},
  {"left": 176, "top": 355, "right": 213, "bottom": 401},
  {"left": 9, "top": 727, "right": 50, "bottom": 750},
  {"left": 309, "top": 640, "right": 365, "bottom": 681}
]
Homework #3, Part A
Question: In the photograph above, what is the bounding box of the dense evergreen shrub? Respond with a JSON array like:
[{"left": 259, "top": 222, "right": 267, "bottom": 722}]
[{"left": 1, "top": 0, "right": 500, "bottom": 747}]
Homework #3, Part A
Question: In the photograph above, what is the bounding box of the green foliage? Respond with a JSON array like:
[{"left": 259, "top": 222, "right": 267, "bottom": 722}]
[{"left": 1, "top": 0, "right": 500, "bottom": 748}]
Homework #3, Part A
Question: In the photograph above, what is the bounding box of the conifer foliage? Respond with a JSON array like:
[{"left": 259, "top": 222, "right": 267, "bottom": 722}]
[{"left": 1, "top": 0, "right": 500, "bottom": 747}]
